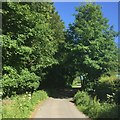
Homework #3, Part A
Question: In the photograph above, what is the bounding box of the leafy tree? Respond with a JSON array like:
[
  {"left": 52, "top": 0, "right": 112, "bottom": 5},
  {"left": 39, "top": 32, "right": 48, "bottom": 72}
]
[
  {"left": 2, "top": 2, "right": 65, "bottom": 96},
  {"left": 40, "top": 3, "right": 66, "bottom": 88},
  {"left": 118, "top": 43, "right": 120, "bottom": 74},
  {"left": 66, "top": 3, "right": 118, "bottom": 88}
]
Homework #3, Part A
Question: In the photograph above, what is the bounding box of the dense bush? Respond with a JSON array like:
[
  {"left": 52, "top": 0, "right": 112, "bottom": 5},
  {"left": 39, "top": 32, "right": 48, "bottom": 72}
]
[
  {"left": 74, "top": 91, "right": 119, "bottom": 119},
  {"left": 2, "top": 66, "right": 20, "bottom": 97},
  {"left": 18, "top": 69, "right": 40, "bottom": 93},
  {"left": 2, "top": 90, "right": 48, "bottom": 118},
  {"left": 94, "top": 75, "right": 120, "bottom": 104},
  {"left": 74, "top": 91, "right": 91, "bottom": 106},
  {"left": 3, "top": 67, "right": 40, "bottom": 97}
]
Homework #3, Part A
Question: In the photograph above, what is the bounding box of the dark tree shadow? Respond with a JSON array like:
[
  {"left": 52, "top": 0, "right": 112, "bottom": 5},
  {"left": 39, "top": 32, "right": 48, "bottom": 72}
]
[{"left": 44, "top": 88, "right": 80, "bottom": 99}]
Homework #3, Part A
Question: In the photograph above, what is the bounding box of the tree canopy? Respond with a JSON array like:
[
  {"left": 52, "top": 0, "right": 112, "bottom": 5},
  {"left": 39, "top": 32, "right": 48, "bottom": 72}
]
[
  {"left": 66, "top": 3, "right": 118, "bottom": 84},
  {"left": 2, "top": 2, "right": 118, "bottom": 96},
  {"left": 2, "top": 2, "right": 65, "bottom": 96}
]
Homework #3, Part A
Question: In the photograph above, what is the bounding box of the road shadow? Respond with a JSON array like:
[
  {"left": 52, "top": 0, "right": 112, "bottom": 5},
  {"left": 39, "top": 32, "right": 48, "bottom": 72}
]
[{"left": 45, "top": 88, "right": 80, "bottom": 99}]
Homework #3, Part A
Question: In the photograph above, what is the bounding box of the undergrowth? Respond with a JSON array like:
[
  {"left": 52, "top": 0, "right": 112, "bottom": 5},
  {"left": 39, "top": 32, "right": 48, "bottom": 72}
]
[
  {"left": 74, "top": 91, "right": 119, "bottom": 119},
  {"left": 2, "top": 90, "right": 48, "bottom": 118}
]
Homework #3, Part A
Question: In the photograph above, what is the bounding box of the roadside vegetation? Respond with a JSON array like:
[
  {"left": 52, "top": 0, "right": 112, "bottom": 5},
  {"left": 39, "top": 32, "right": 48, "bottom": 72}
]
[
  {"left": 2, "top": 2, "right": 65, "bottom": 118},
  {"left": 74, "top": 91, "right": 119, "bottom": 119},
  {"left": 2, "top": 2, "right": 119, "bottom": 119},
  {"left": 69, "top": 3, "right": 119, "bottom": 119},
  {"left": 74, "top": 75, "right": 120, "bottom": 119},
  {"left": 2, "top": 90, "right": 48, "bottom": 118}
]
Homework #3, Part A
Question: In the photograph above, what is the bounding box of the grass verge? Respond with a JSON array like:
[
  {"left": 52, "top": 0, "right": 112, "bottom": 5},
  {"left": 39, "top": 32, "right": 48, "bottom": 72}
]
[{"left": 2, "top": 90, "right": 48, "bottom": 118}]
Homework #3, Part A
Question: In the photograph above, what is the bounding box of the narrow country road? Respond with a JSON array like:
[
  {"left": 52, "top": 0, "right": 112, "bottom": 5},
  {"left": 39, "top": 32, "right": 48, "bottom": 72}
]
[{"left": 32, "top": 89, "right": 90, "bottom": 118}]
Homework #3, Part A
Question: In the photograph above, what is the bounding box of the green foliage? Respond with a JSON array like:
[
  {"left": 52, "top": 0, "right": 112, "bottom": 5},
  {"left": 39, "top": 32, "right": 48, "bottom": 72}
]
[
  {"left": 94, "top": 75, "right": 120, "bottom": 104},
  {"left": 18, "top": 69, "right": 40, "bottom": 93},
  {"left": 2, "top": 2, "right": 119, "bottom": 102},
  {"left": 72, "top": 76, "right": 81, "bottom": 87},
  {"left": 66, "top": 3, "right": 118, "bottom": 86},
  {"left": 74, "top": 91, "right": 119, "bottom": 119},
  {"left": 2, "top": 66, "right": 20, "bottom": 97},
  {"left": 97, "top": 103, "right": 119, "bottom": 119},
  {"left": 74, "top": 91, "right": 91, "bottom": 106},
  {"left": 2, "top": 90, "right": 48, "bottom": 118},
  {"left": 118, "top": 45, "right": 120, "bottom": 73},
  {"left": 31, "top": 90, "right": 48, "bottom": 105},
  {"left": 2, "top": 2, "right": 65, "bottom": 95},
  {"left": 2, "top": 2, "right": 61, "bottom": 69},
  {"left": 3, "top": 66, "right": 40, "bottom": 97}
]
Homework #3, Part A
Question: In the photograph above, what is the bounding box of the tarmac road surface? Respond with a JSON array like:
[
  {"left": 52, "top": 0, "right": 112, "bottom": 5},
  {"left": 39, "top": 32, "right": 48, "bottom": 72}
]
[{"left": 33, "top": 97, "right": 89, "bottom": 118}]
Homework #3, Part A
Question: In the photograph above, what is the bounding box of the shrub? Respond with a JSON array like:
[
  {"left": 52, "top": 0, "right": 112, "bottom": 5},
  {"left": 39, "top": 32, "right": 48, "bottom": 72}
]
[
  {"left": 74, "top": 91, "right": 91, "bottom": 106},
  {"left": 31, "top": 90, "right": 48, "bottom": 106},
  {"left": 97, "top": 103, "right": 119, "bottom": 118},
  {"left": 2, "top": 66, "right": 20, "bottom": 97},
  {"left": 74, "top": 91, "right": 119, "bottom": 119},
  {"left": 86, "top": 96, "right": 101, "bottom": 118},
  {"left": 2, "top": 67, "right": 40, "bottom": 97},
  {"left": 18, "top": 69, "right": 40, "bottom": 93},
  {"left": 94, "top": 75, "right": 120, "bottom": 104}
]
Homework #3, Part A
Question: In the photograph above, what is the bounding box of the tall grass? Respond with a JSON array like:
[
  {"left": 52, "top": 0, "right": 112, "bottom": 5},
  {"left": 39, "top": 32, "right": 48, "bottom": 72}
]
[{"left": 2, "top": 90, "right": 48, "bottom": 118}]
